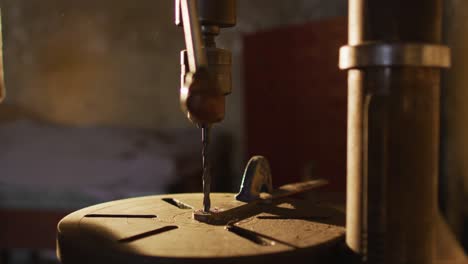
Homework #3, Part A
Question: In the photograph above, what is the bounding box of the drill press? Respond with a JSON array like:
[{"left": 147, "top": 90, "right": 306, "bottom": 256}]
[
  {"left": 56, "top": 155, "right": 345, "bottom": 264},
  {"left": 55, "top": 0, "right": 466, "bottom": 263},
  {"left": 56, "top": 2, "right": 347, "bottom": 263}
]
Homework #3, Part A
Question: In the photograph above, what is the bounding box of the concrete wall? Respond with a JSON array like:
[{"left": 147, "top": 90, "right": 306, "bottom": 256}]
[
  {"left": 2, "top": 0, "right": 185, "bottom": 128},
  {"left": 0, "top": 0, "right": 347, "bottom": 178}
]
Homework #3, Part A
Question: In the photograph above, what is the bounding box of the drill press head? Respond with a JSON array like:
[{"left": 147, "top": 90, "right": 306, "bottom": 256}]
[{"left": 176, "top": 0, "right": 236, "bottom": 125}]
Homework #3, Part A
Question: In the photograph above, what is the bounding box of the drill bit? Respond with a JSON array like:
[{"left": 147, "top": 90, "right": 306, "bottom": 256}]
[{"left": 201, "top": 125, "right": 211, "bottom": 212}]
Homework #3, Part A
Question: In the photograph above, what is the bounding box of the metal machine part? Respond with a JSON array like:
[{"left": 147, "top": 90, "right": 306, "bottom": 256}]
[
  {"left": 339, "top": 43, "right": 451, "bottom": 69},
  {"left": 193, "top": 156, "right": 328, "bottom": 224},
  {"left": 56, "top": 155, "right": 344, "bottom": 264},
  {"left": 193, "top": 178, "right": 330, "bottom": 225},
  {"left": 340, "top": 0, "right": 450, "bottom": 263},
  {"left": 201, "top": 125, "right": 211, "bottom": 212},
  {"left": 235, "top": 156, "right": 274, "bottom": 202},
  {"left": 57, "top": 193, "right": 345, "bottom": 264},
  {"left": 176, "top": 0, "right": 236, "bottom": 213},
  {"left": 234, "top": 156, "right": 327, "bottom": 203},
  {"left": 176, "top": 0, "right": 235, "bottom": 124}
]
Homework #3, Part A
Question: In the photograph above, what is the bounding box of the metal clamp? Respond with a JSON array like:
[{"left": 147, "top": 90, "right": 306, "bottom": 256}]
[
  {"left": 339, "top": 43, "right": 451, "bottom": 70},
  {"left": 235, "top": 156, "right": 273, "bottom": 202},
  {"left": 234, "top": 156, "right": 329, "bottom": 203}
]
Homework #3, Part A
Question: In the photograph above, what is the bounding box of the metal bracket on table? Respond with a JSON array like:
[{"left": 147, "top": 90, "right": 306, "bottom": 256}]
[
  {"left": 235, "top": 156, "right": 273, "bottom": 202},
  {"left": 194, "top": 155, "right": 329, "bottom": 224},
  {"left": 235, "top": 156, "right": 330, "bottom": 203}
]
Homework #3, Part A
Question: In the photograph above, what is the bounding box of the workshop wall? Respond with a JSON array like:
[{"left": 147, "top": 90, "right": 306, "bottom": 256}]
[
  {"left": 1, "top": 0, "right": 185, "bottom": 128},
  {"left": 219, "top": 0, "right": 347, "bottom": 179},
  {"left": 442, "top": 0, "right": 468, "bottom": 250},
  {"left": 0, "top": 0, "right": 347, "bottom": 180}
]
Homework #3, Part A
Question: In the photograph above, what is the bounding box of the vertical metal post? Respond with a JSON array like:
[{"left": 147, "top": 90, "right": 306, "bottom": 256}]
[{"left": 340, "top": 0, "right": 450, "bottom": 263}]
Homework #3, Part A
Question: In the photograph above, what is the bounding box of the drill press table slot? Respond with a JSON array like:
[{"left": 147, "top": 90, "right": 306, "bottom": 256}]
[
  {"left": 161, "top": 198, "right": 194, "bottom": 209},
  {"left": 118, "top": 226, "right": 179, "bottom": 243},
  {"left": 84, "top": 214, "right": 157, "bottom": 219},
  {"left": 226, "top": 224, "right": 298, "bottom": 248}
]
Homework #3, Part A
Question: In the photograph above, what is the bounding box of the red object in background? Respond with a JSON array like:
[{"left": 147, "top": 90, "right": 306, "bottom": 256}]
[
  {"left": 243, "top": 18, "right": 348, "bottom": 191},
  {"left": 0, "top": 209, "right": 69, "bottom": 249}
]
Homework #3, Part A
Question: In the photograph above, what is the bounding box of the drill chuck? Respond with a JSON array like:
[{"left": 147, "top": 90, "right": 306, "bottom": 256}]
[
  {"left": 176, "top": 0, "right": 235, "bottom": 125},
  {"left": 180, "top": 46, "right": 232, "bottom": 124}
]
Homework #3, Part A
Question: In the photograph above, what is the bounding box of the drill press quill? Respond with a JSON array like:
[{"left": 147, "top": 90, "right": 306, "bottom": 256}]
[{"left": 176, "top": 0, "right": 235, "bottom": 213}]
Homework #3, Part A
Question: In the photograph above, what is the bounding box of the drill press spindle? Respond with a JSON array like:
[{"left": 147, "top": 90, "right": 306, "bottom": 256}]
[{"left": 176, "top": 0, "right": 235, "bottom": 212}]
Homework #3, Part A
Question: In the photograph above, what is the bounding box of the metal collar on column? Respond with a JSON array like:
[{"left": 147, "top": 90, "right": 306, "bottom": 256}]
[{"left": 339, "top": 43, "right": 451, "bottom": 70}]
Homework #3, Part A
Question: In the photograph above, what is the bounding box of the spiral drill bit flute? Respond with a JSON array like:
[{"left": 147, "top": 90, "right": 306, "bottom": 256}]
[
  {"left": 176, "top": 0, "right": 235, "bottom": 212},
  {"left": 201, "top": 125, "right": 211, "bottom": 212}
]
